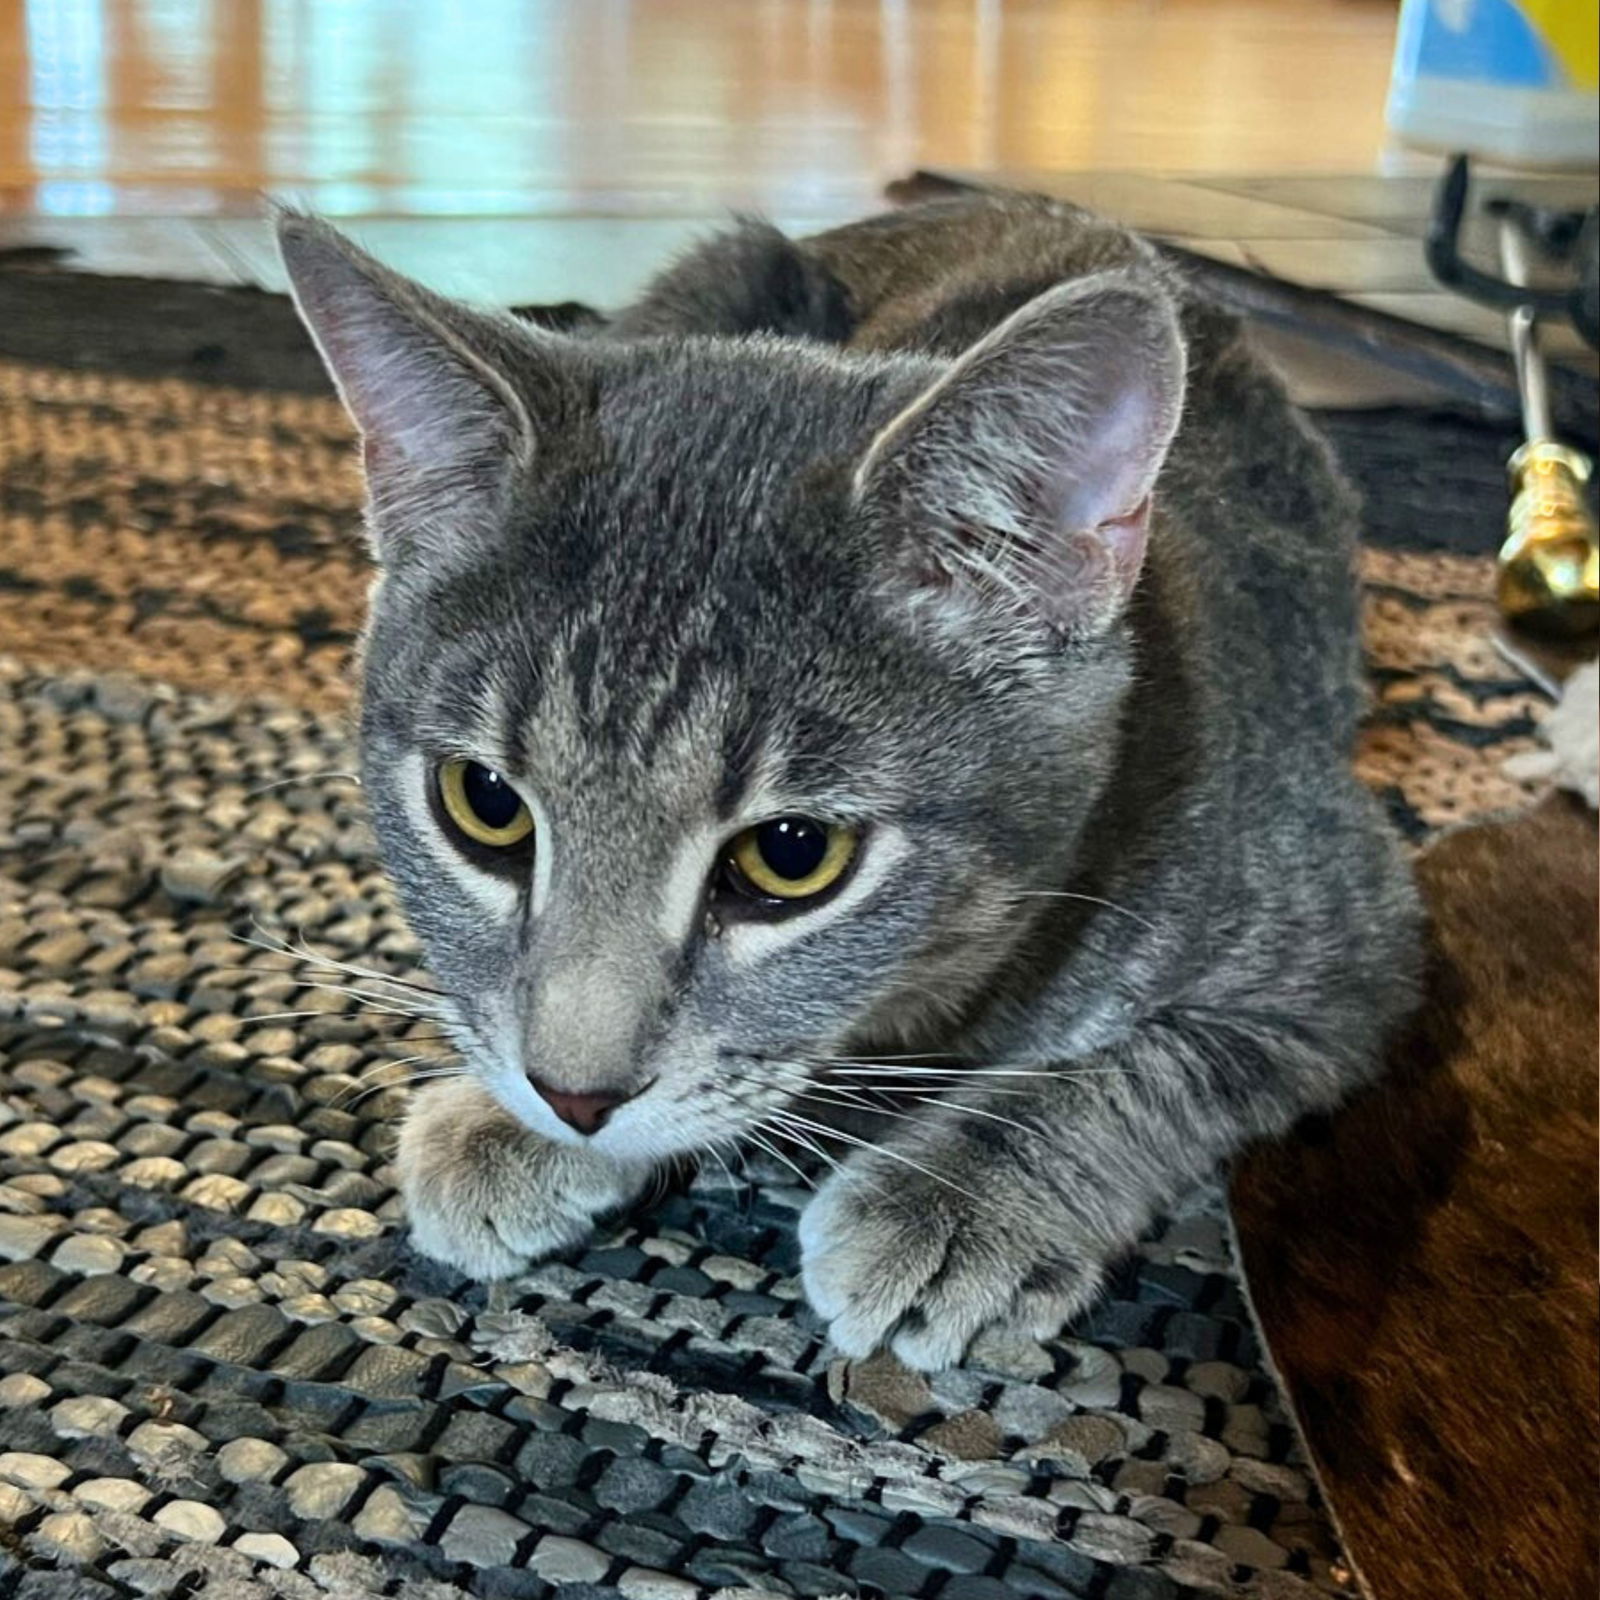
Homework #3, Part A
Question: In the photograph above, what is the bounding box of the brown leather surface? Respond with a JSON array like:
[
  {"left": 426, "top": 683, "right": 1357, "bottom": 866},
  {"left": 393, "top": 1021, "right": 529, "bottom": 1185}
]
[{"left": 1233, "top": 797, "right": 1599, "bottom": 1600}]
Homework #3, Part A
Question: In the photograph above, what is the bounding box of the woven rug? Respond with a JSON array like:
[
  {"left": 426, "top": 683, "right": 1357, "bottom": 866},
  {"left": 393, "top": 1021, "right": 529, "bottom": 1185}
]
[{"left": 0, "top": 274, "right": 1560, "bottom": 1600}]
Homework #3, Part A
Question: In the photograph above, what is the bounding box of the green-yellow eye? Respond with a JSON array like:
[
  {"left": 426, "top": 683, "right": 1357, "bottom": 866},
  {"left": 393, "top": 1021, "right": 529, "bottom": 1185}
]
[
  {"left": 438, "top": 760, "right": 535, "bottom": 849},
  {"left": 727, "top": 816, "right": 857, "bottom": 901}
]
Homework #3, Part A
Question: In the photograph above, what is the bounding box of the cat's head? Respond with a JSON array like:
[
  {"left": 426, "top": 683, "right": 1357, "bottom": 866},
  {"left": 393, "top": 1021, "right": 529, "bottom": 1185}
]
[{"left": 280, "top": 214, "right": 1186, "bottom": 1161}]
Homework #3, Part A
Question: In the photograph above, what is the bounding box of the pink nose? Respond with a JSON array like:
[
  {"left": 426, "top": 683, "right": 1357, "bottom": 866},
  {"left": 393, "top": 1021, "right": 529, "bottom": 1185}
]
[{"left": 529, "top": 1077, "right": 632, "bottom": 1136}]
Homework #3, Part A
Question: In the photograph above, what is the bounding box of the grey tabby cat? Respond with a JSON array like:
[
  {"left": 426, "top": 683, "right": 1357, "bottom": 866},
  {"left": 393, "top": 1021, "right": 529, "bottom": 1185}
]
[{"left": 279, "top": 193, "right": 1418, "bottom": 1370}]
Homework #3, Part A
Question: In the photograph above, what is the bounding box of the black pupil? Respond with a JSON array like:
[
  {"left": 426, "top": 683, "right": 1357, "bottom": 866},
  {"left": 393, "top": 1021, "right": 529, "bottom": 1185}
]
[
  {"left": 756, "top": 817, "right": 828, "bottom": 882},
  {"left": 462, "top": 763, "right": 522, "bottom": 831}
]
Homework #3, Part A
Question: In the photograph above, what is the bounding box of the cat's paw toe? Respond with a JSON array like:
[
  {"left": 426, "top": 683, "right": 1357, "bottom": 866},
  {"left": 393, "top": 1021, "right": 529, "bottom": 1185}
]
[
  {"left": 798, "top": 1179, "right": 936, "bottom": 1359},
  {"left": 403, "top": 1191, "right": 572, "bottom": 1281},
  {"left": 395, "top": 1076, "right": 633, "bottom": 1281},
  {"left": 799, "top": 1166, "right": 1008, "bottom": 1370},
  {"left": 886, "top": 1307, "right": 982, "bottom": 1373},
  {"left": 399, "top": 1139, "right": 595, "bottom": 1281},
  {"left": 799, "top": 1160, "right": 1102, "bottom": 1370}
]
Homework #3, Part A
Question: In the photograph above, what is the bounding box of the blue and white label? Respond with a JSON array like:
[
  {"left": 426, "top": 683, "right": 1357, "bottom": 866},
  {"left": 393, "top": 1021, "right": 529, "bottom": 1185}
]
[{"left": 1396, "top": 0, "right": 1563, "bottom": 89}]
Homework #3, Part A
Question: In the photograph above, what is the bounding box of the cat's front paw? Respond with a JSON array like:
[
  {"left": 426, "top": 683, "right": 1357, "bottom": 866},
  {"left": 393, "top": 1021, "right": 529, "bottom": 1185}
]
[
  {"left": 798, "top": 1153, "right": 1103, "bottom": 1370},
  {"left": 396, "top": 1077, "right": 645, "bottom": 1280}
]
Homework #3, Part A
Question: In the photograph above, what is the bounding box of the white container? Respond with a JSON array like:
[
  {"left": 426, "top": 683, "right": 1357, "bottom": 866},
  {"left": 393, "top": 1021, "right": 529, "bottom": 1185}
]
[{"left": 1387, "top": 0, "right": 1600, "bottom": 169}]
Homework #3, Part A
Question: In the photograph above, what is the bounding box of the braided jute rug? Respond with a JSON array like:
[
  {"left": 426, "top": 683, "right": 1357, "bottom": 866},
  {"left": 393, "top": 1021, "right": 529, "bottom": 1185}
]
[{"left": 0, "top": 268, "right": 1563, "bottom": 1600}]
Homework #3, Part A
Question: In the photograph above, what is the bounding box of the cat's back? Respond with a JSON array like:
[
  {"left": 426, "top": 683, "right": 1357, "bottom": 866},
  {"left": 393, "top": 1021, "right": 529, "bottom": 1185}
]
[
  {"left": 1154, "top": 294, "right": 1365, "bottom": 748},
  {"left": 810, "top": 196, "right": 1364, "bottom": 742}
]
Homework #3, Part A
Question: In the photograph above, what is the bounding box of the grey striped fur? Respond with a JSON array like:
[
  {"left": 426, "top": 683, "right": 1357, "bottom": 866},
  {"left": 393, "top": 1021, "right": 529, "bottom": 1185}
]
[{"left": 280, "top": 195, "right": 1418, "bottom": 1368}]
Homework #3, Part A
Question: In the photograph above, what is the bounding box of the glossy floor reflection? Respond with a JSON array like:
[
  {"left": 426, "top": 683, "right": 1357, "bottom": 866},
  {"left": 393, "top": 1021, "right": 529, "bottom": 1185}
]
[
  {"left": 2, "top": 0, "right": 1412, "bottom": 219},
  {"left": 2, "top": 0, "right": 1594, "bottom": 396}
]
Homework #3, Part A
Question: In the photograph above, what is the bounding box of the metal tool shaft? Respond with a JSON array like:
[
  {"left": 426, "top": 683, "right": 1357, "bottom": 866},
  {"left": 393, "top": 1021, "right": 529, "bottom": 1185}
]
[{"left": 1499, "top": 223, "right": 1554, "bottom": 443}]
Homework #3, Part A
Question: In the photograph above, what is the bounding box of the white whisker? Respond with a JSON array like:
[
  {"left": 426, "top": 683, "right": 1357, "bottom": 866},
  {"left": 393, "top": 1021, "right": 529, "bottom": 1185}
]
[
  {"left": 239, "top": 1008, "right": 378, "bottom": 1026},
  {"left": 1007, "top": 889, "right": 1157, "bottom": 932},
  {"left": 742, "top": 1126, "right": 819, "bottom": 1192},
  {"left": 800, "top": 1050, "right": 960, "bottom": 1064},
  {"left": 817, "top": 1062, "right": 1126, "bottom": 1082},
  {"left": 758, "top": 1111, "right": 847, "bottom": 1178},
  {"left": 771, "top": 1110, "right": 977, "bottom": 1200},
  {"left": 368, "top": 1049, "right": 455, "bottom": 1075},
  {"left": 231, "top": 926, "right": 445, "bottom": 1001},
  {"left": 911, "top": 1097, "right": 1032, "bottom": 1135},
  {"left": 238, "top": 980, "right": 439, "bottom": 1021},
  {"left": 761, "top": 1113, "right": 874, "bottom": 1196},
  {"left": 245, "top": 771, "right": 361, "bottom": 798},
  {"left": 340, "top": 1060, "right": 463, "bottom": 1112},
  {"left": 225, "top": 936, "right": 448, "bottom": 1019},
  {"left": 821, "top": 1074, "right": 1036, "bottom": 1099},
  {"left": 790, "top": 1087, "right": 926, "bottom": 1125},
  {"left": 701, "top": 1141, "right": 742, "bottom": 1193}
]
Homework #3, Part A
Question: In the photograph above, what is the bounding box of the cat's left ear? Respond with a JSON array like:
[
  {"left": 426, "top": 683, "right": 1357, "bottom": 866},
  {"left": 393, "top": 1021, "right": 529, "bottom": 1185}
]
[
  {"left": 278, "top": 211, "right": 561, "bottom": 566},
  {"left": 856, "top": 270, "right": 1187, "bottom": 642}
]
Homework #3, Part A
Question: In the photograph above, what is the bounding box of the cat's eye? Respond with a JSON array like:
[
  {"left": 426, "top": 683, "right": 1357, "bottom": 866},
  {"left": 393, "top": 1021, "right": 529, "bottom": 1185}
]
[
  {"left": 437, "top": 759, "right": 535, "bottom": 849},
  {"left": 724, "top": 816, "right": 857, "bottom": 901}
]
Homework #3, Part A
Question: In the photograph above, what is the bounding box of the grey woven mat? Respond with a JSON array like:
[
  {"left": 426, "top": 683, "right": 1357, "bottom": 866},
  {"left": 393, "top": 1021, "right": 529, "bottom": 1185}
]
[
  {"left": 0, "top": 662, "right": 1338, "bottom": 1600},
  {"left": 0, "top": 294, "right": 1551, "bottom": 1599}
]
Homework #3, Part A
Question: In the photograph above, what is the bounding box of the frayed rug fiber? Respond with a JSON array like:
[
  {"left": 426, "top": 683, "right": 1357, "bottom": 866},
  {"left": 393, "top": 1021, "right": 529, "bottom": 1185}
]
[{"left": 0, "top": 277, "right": 1561, "bottom": 1600}]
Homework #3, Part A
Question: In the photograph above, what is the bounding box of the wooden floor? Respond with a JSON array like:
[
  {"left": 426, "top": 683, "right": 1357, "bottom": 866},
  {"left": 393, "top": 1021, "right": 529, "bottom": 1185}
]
[
  {"left": 2, "top": 0, "right": 1413, "bottom": 220},
  {"left": 0, "top": 0, "right": 1594, "bottom": 395}
]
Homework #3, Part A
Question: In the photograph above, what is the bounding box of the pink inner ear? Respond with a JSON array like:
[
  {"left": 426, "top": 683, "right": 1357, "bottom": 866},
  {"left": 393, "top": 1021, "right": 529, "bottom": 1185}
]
[
  {"left": 1029, "top": 493, "right": 1151, "bottom": 636},
  {"left": 1099, "top": 493, "right": 1152, "bottom": 584}
]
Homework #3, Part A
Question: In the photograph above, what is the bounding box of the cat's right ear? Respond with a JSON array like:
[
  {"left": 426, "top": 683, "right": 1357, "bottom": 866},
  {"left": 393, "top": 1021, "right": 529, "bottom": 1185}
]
[
  {"left": 277, "top": 211, "right": 558, "bottom": 566},
  {"left": 855, "top": 270, "right": 1186, "bottom": 646}
]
